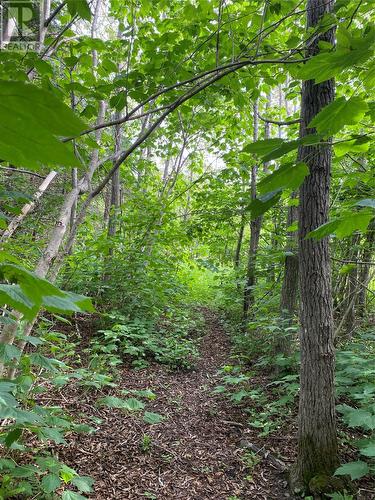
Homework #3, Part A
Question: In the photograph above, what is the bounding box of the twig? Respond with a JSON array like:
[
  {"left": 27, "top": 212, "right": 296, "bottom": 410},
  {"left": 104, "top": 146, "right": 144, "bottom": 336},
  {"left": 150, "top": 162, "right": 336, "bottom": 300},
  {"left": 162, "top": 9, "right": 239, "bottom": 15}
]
[
  {"left": 0, "top": 166, "right": 45, "bottom": 179},
  {"left": 240, "top": 439, "right": 287, "bottom": 471}
]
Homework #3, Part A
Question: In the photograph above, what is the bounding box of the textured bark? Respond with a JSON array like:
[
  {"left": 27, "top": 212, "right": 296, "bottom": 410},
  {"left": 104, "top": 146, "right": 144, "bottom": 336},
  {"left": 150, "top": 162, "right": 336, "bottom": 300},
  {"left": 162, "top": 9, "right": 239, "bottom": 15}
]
[
  {"left": 107, "top": 114, "right": 122, "bottom": 239},
  {"left": 0, "top": 171, "right": 57, "bottom": 242},
  {"left": 280, "top": 201, "right": 299, "bottom": 322},
  {"left": 291, "top": 0, "right": 338, "bottom": 489},
  {"left": 343, "top": 235, "right": 360, "bottom": 336},
  {"left": 277, "top": 198, "right": 299, "bottom": 356},
  {"left": 243, "top": 100, "right": 261, "bottom": 319},
  {"left": 357, "top": 220, "right": 375, "bottom": 315},
  {"left": 234, "top": 218, "right": 245, "bottom": 269}
]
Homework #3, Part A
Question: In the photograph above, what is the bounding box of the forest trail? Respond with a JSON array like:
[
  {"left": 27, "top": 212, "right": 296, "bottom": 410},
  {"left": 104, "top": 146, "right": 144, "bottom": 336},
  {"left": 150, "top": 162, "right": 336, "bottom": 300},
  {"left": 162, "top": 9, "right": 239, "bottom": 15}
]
[{"left": 53, "top": 310, "right": 292, "bottom": 500}]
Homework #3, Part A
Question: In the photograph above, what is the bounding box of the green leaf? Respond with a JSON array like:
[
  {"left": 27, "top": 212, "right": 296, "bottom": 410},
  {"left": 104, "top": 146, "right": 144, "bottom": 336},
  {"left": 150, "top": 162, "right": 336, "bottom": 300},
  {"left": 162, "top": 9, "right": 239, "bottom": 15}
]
[
  {"left": 62, "top": 491, "right": 87, "bottom": 500},
  {"left": 66, "top": 0, "right": 91, "bottom": 20},
  {"left": 243, "top": 138, "right": 284, "bottom": 155},
  {"left": 258, "top": 162, "right": 309, "bottom": 195},
  {"left": 307, "top": 211, "right": 374, "bottom": 239},
  {"left": 42, "top": 291, "right": 95, "bottom": 315},
  {"left": 71, "top": 476, "right": 94, "bottom": 493},
  {"left": 0, "top": 80, "right": 86, "bottom": 169},
  {"left": 298, "top": 48, "right": 373, "bottom": 83},
  {"left": 0, "top": 284, "right": 37, "bottom": 319},
  {"left": 4, "top": 428, "right": 22, "bottom": 447},
  {"left": 123, "top": 397, "right": 145, "bottom": 411},
  {"left": 248, "top": 190, "right": 282, "bottom": 219},
  {"left": 334, "top": 135, "right": 371, "bottom": 157},
  {"left": 42, "top": 473, "right": 61, "bottom": 493},
  {"left": 263, "top": 135, "right": 323, "bottom": 162},
  {"left": 0, "top": 343, "right": 22, "bottom": 362},
  {"left": 346, "top": 408, "right": 375, "bottom": 430},
  {"left": 143, "top": 412, "right": 165, "bottom": 424},
  {"left": 334, "top": 461, "right": 369, "bottom": 480},
  {"left": 359, "top": 442, "right": 375, "bottom": 458},
  {"left": 308, "top": 97, "right": 368, "bottom": 136},
  {"left": 355, "top": 199, "right": 375, "bottom": 209},
  {"left": 98, "top": 396, "right": 144, "bottom": 411}
]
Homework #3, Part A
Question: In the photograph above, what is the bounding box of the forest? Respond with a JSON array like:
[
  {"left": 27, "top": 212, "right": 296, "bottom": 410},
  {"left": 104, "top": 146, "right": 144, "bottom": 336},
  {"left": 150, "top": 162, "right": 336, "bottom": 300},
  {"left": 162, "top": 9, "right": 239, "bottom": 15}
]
[{"left": 0, "top": 0, "right": 374, "bottom": 498}]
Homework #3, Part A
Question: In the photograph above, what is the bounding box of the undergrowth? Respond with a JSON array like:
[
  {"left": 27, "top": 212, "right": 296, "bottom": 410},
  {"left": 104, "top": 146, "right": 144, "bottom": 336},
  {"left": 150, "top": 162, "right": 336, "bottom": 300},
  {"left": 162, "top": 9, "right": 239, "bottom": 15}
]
[{"left": 215, "top": 315, "right": 375, "bottom": 493}]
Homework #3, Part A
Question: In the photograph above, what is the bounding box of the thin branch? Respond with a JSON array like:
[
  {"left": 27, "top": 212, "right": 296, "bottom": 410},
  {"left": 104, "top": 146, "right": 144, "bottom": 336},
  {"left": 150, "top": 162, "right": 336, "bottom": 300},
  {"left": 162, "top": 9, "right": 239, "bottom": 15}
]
[
  {"left": 68, "top": 56, "right": 307, "bottom": 140},
  {"left": 0, "top": 166, "right": 45, "bottom": 179},
  {"left": 44, "top": 1, "right": 66, "bottom": 26},
  {"left": 257, "top": 113, "right": 300, "bottom": 126},
  {"left": 332, "top": 258, "right": 375, "bottom": 266},
  {"left": 347, "top": 0, "right": 362, "bottom": 29}
]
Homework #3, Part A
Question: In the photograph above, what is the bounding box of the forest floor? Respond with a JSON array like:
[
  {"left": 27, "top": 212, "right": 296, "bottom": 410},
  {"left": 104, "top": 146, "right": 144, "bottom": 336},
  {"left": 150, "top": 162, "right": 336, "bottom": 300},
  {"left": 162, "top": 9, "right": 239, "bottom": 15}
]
[{"left": 44, "top": 309, "right": 295, "bottom": 499}]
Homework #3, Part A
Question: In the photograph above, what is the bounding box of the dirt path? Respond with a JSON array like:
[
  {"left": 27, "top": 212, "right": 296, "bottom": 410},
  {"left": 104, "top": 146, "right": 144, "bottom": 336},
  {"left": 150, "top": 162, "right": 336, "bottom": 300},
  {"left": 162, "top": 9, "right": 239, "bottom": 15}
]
[{"left": 55, "top": 309, "right": 291, "bottom": 499}]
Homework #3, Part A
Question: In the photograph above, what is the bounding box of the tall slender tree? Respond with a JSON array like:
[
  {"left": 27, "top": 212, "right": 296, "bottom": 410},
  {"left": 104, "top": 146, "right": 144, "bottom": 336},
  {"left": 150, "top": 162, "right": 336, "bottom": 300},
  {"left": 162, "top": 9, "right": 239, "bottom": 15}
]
[{"left": 291, "top": 0, "right": 338, "bottom": 489}]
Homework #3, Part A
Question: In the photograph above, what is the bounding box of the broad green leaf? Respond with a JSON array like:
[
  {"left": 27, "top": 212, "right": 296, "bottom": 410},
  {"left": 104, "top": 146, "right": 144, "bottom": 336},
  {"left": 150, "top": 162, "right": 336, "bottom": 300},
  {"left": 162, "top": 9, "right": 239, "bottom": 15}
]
[
  {"left": 0, "top": 284, "right": 37, "bottom": 318},
  {"left": 66, "top": 0, "right": 91, "bottom": 20},
  {"left": 12, "top": 464, "right": 39, "bottom": 478},
  {"left": 334, "top": 135, "right": 371, "bottom": 156},
  {"left": 39, "top": 427, "right": 66, "bottom": 444},
  {"left": 123, "top": 397, "right": 145, "bottom": 411},
  {"left": 71, "top": 476, "right": 94, "bottom": 493},
  {"left": 309, "top": 97, "right": 368, "bottom": 136},
  {"left": 298, "top": 48, "right": 373, "bottom": 83},
  {"left": 42, "top": 473, "right": 61, "bottom": 493},
  {"left": 262, "top": 135, "right": 322, "bottom": 162},
  {"left": 143, "top": 412, "right": 165, "bottom": 424},
  {"left": 0, "top": 343, "right": 21, "bottom": 362},
  {"left": 334, "top": 461, "right": 369, "bottom": 480},
  {"left": 243, "top": 138, "right": 284, "bottom": 156},
  {"left": 355, "top": 199, "right": 375, "bottom": 209},
  {"left": 248, "top": 190, "right": 282, "bottom": 219},
  {"left": 4, "top": 428, "right": 22, "bottom": 447},
  {"left": 359, "top": 442, "right": 375, "bottom": 458},
  {"left": 346, "top": 408, "right": 375, "bottom": 430},
  {"left": 307, "top": 210, "right": 374, "bottom": 239},
  {"left": 0, "top": 80, "right": 86, "bottom": 169},
  {"left": 42, "top": 292, "right": 95, "bottom": 315},
  {"left": 61, "top": 491, "right": 87, "bottom": 500},
  {"left": 98, "top": 396, "right": 144, "bottom": 411},
  {"left": 110, "top": 92, "right": 126, "bottom": 111},
  {"left": 258, "top": 162, "right": 309, "bottom": 195}
]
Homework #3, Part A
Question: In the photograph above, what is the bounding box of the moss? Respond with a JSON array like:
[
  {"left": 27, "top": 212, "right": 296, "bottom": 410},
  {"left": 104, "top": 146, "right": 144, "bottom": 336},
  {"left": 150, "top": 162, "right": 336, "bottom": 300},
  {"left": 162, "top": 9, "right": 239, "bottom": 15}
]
[{"left": 308, "top": 474, "right": 347, "bottom": 495}]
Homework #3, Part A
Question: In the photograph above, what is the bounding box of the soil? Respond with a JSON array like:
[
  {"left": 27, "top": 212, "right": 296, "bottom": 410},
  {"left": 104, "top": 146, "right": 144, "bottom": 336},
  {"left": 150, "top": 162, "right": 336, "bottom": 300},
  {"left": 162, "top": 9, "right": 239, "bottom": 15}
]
[{"left": 46, "top": 309, "right": 293, "bottom": 499}]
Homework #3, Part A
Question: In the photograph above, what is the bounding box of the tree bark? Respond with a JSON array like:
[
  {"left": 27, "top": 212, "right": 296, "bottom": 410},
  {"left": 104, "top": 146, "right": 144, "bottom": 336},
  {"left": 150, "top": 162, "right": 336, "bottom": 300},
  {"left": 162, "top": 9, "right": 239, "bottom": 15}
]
[
  {"left": 291, "top": 0, "right": 338, "bottom": 489},
  {"left": 0, "top": 171, "right": 57, "bottom": 242},
  {"left": 243, "top": 100, "right": 261, "bottom": 319},
  {"left": 107, "top": 114, "right": 122, "bottom": 239},
  {"left": 357, "top": 220, "right": 375, "bottom": 315}
]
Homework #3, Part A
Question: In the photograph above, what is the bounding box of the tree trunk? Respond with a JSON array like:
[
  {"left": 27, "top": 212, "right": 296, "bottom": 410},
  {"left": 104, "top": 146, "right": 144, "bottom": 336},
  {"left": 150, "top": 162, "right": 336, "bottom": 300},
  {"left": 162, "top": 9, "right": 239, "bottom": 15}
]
[
  {"left": 243, "top": 100, "right": 261, "bottom": 319},
  {"left": 357, "top": 220, "right": 375, "bottom": 315},
  {"left": 0, "top": 171, "right": 57, "bottom": 242},
  {"left": 107, "top": 114, "right": 122, "bottom": 239},
  {"left": 291, "top": 0, "right": 338, "bottom": 489},
  {"left": 234, "top": 218, "right": 245, "bottom": 270}
]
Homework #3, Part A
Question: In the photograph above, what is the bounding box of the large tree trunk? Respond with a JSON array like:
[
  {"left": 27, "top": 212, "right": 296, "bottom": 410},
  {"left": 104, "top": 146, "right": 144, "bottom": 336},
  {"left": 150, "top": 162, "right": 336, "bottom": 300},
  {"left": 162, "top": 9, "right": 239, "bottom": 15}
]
[{"left": 291, "top": 0, "right": 338, "bottom": 489}]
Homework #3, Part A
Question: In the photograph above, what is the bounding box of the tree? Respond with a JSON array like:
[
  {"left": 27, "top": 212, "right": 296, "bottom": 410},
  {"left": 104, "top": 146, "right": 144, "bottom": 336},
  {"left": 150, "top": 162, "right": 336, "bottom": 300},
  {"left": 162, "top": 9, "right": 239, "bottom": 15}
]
[{"left": 291, "top": 0, "right": 338, "bottom": 490}]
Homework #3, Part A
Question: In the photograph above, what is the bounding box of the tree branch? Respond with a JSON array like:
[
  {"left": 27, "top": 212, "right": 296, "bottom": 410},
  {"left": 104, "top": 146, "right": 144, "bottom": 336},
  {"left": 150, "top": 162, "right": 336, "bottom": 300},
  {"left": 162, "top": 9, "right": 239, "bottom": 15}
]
[{"left": 257, "top": 113, "right": 301, "bottom": 126}]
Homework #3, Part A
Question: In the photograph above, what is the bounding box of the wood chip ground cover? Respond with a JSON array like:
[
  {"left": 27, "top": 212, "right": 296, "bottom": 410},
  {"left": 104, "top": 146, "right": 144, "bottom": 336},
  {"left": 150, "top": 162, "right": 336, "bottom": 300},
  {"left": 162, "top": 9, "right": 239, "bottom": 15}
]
[{"left": 37, "top": 310, "right": 293, "bottom": 499}]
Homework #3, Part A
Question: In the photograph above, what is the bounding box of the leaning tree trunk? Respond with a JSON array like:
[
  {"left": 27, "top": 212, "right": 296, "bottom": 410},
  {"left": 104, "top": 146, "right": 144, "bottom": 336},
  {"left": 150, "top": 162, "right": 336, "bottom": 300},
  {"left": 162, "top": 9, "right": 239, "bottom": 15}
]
[{"left": 291, "top": 0, "right": 338, "bottom": 490}]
